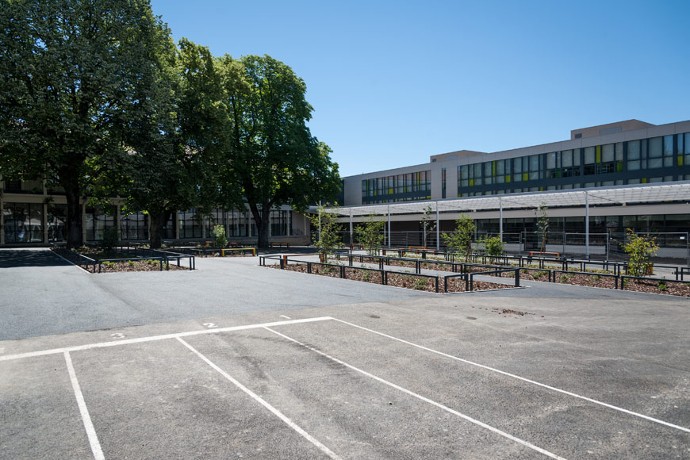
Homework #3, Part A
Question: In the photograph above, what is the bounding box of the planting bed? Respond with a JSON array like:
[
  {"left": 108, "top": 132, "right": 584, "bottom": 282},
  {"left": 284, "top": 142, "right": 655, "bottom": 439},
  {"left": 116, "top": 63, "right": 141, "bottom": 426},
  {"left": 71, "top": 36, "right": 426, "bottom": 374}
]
[
  {"left": 276, "top": 261, "right": 509, "bottom": 293},
  {"left": 53, "top": 247, "right": 189, "bottom": 273}
]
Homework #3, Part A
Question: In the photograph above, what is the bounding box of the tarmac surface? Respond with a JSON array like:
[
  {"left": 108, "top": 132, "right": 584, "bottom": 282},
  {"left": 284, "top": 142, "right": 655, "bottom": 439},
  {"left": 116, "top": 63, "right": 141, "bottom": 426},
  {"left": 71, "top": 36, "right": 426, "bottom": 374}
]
[{"left": 0, "top": 248, "right": 688, "bottom": 459}]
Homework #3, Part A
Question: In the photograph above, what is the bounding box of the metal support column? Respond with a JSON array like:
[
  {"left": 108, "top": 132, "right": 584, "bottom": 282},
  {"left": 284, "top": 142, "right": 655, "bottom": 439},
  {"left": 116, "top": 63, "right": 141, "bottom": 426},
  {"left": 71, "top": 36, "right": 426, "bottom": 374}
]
[
  {"left": 387, "top": 205, "right": 391, "bottom": 248},
  {"left": 585, "top": 191, "right": 590, "bottom": 259},
  {"left": 499, "top": 197, "right": 503, "bottom": 243},
  {"left": 318, "top": 207, "right": 322, "bottom": 242},
  {"left": 435, "top": 201, "right": 440, "bottom": 251},
  {"left": 349, "top": 210, "right": 353, "bottom": 248}
]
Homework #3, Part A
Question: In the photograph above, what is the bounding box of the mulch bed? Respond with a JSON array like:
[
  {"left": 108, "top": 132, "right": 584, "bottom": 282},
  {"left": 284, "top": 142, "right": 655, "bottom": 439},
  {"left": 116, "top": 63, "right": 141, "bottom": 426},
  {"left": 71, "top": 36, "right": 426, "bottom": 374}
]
[
  {"left": 276, "top": 262, "right": 512, "bottom": 293},
  {"left": 53, "top": 248, "right": 187, "bottom": 273},
  {"left": 519, "top": 267, "right": 690, "bottom": 296}
]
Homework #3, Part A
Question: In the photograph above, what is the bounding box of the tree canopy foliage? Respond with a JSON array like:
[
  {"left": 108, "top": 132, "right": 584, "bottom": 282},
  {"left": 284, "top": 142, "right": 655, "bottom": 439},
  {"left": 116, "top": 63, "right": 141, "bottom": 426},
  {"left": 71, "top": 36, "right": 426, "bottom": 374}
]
[
  {"left": 0, "top": 0, "right": 340, "bottom": 249},
  {"left": 0, "top": 0, "right": 171, "bottom": 247},
  {"left": 217, "top": 55, "right": 340, "bottom": 247}
]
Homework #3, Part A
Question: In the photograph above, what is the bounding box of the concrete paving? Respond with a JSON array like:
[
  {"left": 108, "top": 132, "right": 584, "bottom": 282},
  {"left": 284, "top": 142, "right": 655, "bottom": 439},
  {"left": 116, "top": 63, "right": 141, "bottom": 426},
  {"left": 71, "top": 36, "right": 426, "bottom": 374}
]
[{"left": 0, "top": 249, "right": 688, "bottom": 459}]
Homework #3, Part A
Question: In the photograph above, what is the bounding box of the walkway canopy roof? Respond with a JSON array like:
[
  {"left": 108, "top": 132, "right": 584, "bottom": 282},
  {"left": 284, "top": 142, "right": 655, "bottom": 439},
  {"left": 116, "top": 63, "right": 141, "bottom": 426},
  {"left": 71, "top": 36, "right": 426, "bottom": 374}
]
[{"left": 324, "top": 182, "right": 690, "bottom": 217}]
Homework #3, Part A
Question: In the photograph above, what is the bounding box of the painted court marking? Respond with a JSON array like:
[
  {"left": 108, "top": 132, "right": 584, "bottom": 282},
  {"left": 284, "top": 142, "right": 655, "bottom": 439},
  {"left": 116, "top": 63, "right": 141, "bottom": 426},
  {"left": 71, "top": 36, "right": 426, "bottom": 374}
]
[
  {"left": 0, "top": 317, "right": 332, "bottom": 363},
  {"left": 331, "top": 317, "right": 690, "bottom": 434},
  {"left": 4, "top": 313, "right": 687, "bottom": 460},
  {"left": 264, "top": 326, "right": 566, "bottom": 460},
  {"left": 176, "top": 337, "right": 341, "bottom": 460},
  {"left": 64, "top": 352, "right": 104, "bottom": 460}
]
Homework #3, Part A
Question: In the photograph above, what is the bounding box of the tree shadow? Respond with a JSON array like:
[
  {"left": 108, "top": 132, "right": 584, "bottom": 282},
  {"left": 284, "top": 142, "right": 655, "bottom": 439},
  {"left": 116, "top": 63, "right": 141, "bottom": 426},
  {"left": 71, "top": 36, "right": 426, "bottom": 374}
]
[{"left": 0, "top": 250, "right": 71, "bottom": 268}]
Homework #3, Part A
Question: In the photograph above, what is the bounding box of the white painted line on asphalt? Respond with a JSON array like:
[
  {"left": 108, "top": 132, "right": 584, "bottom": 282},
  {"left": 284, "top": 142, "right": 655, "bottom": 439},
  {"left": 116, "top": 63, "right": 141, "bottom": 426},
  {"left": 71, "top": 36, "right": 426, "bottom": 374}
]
[
  {"left": 333, "top": 318, "right": 690, "bottom": 434},
  {"left": 50, "top": 250, "right": 91, "bottom": 274},
  {"left": 64, "top": 352, "right": 105, "bottom": 460},
  {"left": 0, "top": 317, "right": 334, "bottom": 363},
  {"left": 264, "top": 327, "right": 566, "bottom": 460},
  {"left": 280, "top": 315, "right": 292, "bottom": 320},
  {"left": 176, "top": 337, "right": 341, "bottom": 460}
]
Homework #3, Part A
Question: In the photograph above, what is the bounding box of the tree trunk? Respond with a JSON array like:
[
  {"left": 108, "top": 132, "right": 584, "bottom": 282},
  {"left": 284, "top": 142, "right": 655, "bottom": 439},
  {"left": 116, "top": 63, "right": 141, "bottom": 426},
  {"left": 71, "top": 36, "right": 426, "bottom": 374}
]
[
  {"left": 63, "top": 180, "right": 83, "bottom": 249},
  {"left": 149, "top": 209, "right": 171, "bottom": 249},
  {"left": 249, "top": 203, "right": 271, "bottom": 249}
]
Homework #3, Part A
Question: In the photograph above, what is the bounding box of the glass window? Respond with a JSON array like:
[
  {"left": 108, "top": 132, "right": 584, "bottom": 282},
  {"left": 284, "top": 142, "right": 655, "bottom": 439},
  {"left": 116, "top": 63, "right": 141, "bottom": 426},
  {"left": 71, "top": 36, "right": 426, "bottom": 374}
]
[
  {"left": 459, "top": 165, "right": 469, "bottom": 187},
  {"left": 584, "top": 147, "right": 595, "bottom": 164},
  {"left": 47, "top": 204, "right": 66, "bottom": 243},
  {"left": 546, "top": 152, "right": 557, "bottom": 169},
  {"left": 662, "top": 136, "right": 675, "bottom": 166},
  {"left": 602, "top": 144, "right": 614, "bottom": 162},
  {"left": 496, "top": 160, "right": 505, "bottom": 175},
  {"left": 663, "top": 135, "right": 674, "bottom": 156},
  {"left": 3, "top": 203, "right": 43, "bottom": 243},
  {"left": 648, "top": 157, "right": 663, "bottom": 169},
  {"left": 648, "top": 137, "right": 662, "bottom": 158},
  {"left": 529, "top": 155, "right": 539, "bottom": 180},
  {"left": 615, "top": 143, "right": 624, "bottom": 161},
  {"left": 562, "top": 150, "right": 572, "bottom": 167},
  {"left": 627, "top": 140, "right": 640, "bottom": 166}
]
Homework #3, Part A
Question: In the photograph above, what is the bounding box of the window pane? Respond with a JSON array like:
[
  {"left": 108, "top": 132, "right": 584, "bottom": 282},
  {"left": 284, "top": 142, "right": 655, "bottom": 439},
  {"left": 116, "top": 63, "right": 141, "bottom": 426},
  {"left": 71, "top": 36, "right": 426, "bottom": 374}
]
[
  {"left": 628, "top": 140, "right": 640, "bottom": 160},
  {"left": 546, "top": 152, "right": 557, "bottom": 169},
  {"left": 663, "top": 135, "right": 674, "bottom": 156},
  {"left": 648, "top": 137, "right": 662, "bottom": 158},
  {"left": 615, "top": 143, "right": 624, "bottom": 161},
  {"left": 602, "top": 144, "right": 614, "bottom": 162}
]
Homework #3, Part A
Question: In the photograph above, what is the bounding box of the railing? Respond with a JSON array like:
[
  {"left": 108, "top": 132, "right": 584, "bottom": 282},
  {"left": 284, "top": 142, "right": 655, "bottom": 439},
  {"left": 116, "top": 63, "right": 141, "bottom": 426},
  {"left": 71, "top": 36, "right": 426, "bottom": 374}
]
[{"left": 260, "top": 254, "right": 520, "bottom": 293}]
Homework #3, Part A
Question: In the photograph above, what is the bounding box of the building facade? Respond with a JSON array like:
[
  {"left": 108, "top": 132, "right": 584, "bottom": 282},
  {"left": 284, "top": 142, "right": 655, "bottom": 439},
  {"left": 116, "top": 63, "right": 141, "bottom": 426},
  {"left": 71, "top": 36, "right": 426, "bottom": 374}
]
[
  {"left": 0, "top": 178, "right": 311, "bottom": 247},
  {"left": 341, "top": 119, "right": 690, "bottom": 258}
]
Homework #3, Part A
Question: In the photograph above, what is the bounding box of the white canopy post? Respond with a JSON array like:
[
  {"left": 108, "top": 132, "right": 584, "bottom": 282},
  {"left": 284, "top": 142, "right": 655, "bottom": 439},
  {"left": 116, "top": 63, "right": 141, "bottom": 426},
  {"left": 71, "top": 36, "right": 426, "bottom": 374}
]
[
  {"left": 349, "top": 210, "right": 353, "bottom": 249},
  {"left": 585, "top": 191, "right": 590, "bottom": 259},
  {"left": 499, "top": 197, "right": 504, "bottom": 243},
  {"left": 435, "top": 201, "right": 440, "bottom": 251},
  {"left": 387, "top": 205, "right": 391, "bottom": 248},
  {"left": 318, "top": 206, "right": 322, "bottom": 242}
]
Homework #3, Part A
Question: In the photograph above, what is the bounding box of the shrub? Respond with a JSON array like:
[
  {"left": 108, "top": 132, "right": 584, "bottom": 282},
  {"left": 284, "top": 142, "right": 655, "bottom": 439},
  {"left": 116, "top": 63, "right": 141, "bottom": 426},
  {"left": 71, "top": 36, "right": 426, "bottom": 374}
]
[
  {"left": 101, "top": 226, "right": 119, "bottom": 251},
  {"left": 442, "top": 215, "right": 475, "bottom": 262},
  {"left": 309, "top": 206, "right": 342, "bottom": 263},
  {"left": 482, "top": 236, "right": 504, "bottom": 261},
  {"left": 413, "top": 278, "right": 428, "bottom": 290},
  {"left": 623, "top": 229, "right": 659, "bottom": 277},
  {"left": 212, "top": 224, "right": 228, "bottom": 248},
  {"left": 356, "top": 217, "right": 385, "bottom": 256}
]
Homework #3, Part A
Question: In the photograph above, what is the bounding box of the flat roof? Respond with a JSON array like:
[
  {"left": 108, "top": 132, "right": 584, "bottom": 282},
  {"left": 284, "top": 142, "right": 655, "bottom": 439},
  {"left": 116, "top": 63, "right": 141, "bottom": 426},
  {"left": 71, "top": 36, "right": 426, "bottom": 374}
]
[{"left": 325, "top": 182, "right": 690, "bottom": 216}]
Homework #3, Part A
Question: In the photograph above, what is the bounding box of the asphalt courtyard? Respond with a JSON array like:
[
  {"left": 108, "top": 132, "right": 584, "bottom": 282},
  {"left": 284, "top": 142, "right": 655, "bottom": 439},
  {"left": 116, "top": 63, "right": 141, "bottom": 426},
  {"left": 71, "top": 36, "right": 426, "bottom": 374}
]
[{"left": 0, "top": 249, "right": 688, "bottom": 459}]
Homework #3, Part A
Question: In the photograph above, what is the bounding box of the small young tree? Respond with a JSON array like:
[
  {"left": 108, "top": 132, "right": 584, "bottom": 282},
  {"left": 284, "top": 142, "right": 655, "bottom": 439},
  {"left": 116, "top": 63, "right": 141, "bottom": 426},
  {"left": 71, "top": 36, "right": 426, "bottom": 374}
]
[
  {"left": 442, "top": 214, "right": 476, "bottom": 261},
  {"left": 356, "top": 217, "right": 385, "bottom": 255},
  {"left": 623, "top": 229, "right": 659, "bottom": 276},
  {"left": 309, "top": 206, "right": 342, "bottom": 262},
  {"left": 536, "top": 203, "right": 549, "bottom": 252},
  {"left": 482, "top": 235, "right": 505, "bottom": 263},
  {"left": 212, "top": 224, "right": 228, "bottom": 249},
  {"left": 420, "top": 205, "right": 436, "bottom": 248}
]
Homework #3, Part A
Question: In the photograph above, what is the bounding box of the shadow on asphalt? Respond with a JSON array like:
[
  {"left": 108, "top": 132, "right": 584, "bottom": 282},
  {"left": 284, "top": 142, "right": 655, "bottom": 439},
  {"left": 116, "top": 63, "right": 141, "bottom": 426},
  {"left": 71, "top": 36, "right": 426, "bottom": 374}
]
[{"left": 0, "top": 249, "right": 70, "bottom": 268}]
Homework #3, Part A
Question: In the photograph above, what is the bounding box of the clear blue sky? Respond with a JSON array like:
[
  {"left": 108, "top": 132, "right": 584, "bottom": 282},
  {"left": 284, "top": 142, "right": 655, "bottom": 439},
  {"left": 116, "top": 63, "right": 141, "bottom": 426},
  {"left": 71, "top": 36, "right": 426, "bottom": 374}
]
[{"left": 150, "top": 0, "right": 690, "bottom": 177}]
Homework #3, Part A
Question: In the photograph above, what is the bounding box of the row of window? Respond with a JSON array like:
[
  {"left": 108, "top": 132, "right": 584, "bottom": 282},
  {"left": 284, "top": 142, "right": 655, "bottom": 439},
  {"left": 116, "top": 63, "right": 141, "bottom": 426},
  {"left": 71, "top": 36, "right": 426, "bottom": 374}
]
[
  {"left": 459, "top": 133, "right": 690, "bottom": 194},
  {"left": 1, "top": 204, "right": 293, "bottom": 243},
  {"left": 177, "top": 209, "right": 292, "bottom": 239},
  {"left": 362, "top": 171, "right": 431, "bottom": 204}
]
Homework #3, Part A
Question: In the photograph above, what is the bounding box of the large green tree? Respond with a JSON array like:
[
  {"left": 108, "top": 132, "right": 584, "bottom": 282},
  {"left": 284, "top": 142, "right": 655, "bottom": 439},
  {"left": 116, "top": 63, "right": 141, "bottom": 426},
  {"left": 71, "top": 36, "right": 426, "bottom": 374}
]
[
  {"left": 121, "top": 39, "right": 230, "bottom": 248},
  {"left": 0, "top": 0, "right": 168, "bottom": 247},
  {"left": 217, "top": 55, "right": 340, "bottom": 248}
]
